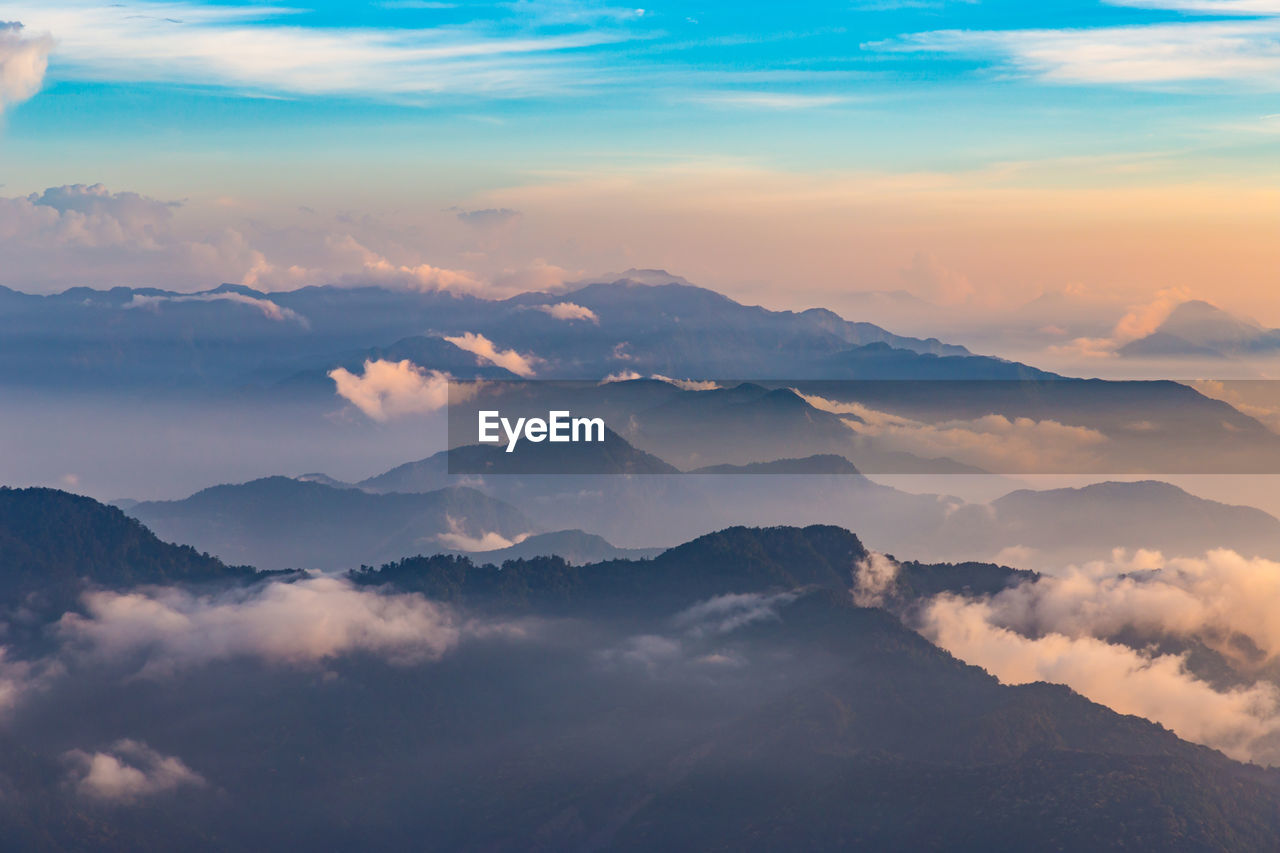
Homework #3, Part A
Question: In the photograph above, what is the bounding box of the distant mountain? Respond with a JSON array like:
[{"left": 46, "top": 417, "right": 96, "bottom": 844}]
[
  {"left": 0, "top": 486, "right": 255, "bottom": 613},
  {"left": 450, "top": 529, "right": 664, "bottom": 565},
  {"left": 689, "top": 454, "right": 861, "bottom": 475},
  {"left": 932, "top": 480, "right": 1280, "bottom": 566},
  {"left": 0, "top": 275, "right": 1039, "bottom": 391},
  {"left": 361, "top": 426, "right": 677, "bottom": 491},
  {"left": 1120, "top": 300, "right": 1280, "bottom": 359},
  {"left": 129, "top": 477, "right": 533, "bottom": 571}
]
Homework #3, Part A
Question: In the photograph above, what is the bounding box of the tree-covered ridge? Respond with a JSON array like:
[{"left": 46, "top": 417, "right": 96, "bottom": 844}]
[{"left": 0, "top": 487, "right": 254, "bottom": 606}]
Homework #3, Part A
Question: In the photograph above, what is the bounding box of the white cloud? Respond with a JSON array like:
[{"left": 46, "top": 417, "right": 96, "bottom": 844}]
[
  {"left": 535, "top": 301, "right": 598, "bottom": 322},
  {"left": 1048, "top": 287, "right": 1193, "bottom": 358},
  {"left": 443, "top": 332, "right": 539, "bottom": 377},
  {"left": 0, "top": 184, "right": 178, "bottom": 249},
  {"left": 7, "top": 1, "right": 637, "bottom": 100},
  {"left": 798, "top": 392, "right": 1109, "bottom": 472},
  {"left": 0, "top": 21, "right": 52, "bottom": 112},
  {"left": 599, "top": 371, "right": 720, "bottom": 390},
  {"left": 57, "top": 577, "right": 481, "bottom": 675},
  {"left": 1110, "top": 0, "right": 1280, "bottom": 13},
  {"left": 692, "top": 92, "right": 847, "bottom": 110},
  {"left": 852, "top": 552, "right": 899, "bottom": 607},
  {"left": 126, "top": 291, "right": 309, "bottom": 326},
  {"left": 921, "top": 592, "right": 1280, "bottom": 764},
  {"left": 434, "top": 514, "right": 530, "bottom": 551},
  {"left": 329, "top": 359, "right": 456, "bottom": 421},
  {"left": 876, "top": 14, "right": 1280, "bottom": 87},
  {"left": 650, "top": 375, "right": 721, "bottom": 391},
  {"left": 915, "top": 547, "right": 1280, "bottom": 764},
  {"left": 66, "top": 740, "right": 205, "bottom": 803}
]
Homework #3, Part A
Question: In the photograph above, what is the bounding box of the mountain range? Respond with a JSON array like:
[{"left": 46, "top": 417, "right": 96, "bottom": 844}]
[{"left": 2, "top": 492, "right": 1280, "bottom": 850}]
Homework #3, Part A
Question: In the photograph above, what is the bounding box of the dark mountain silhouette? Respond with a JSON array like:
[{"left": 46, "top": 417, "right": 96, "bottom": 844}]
[
  {"left": 5, "top": 506, "right": 1280, "bottom": 849},
  {"left": 0, "top": 486, "right": 254, "bottom": 612}
]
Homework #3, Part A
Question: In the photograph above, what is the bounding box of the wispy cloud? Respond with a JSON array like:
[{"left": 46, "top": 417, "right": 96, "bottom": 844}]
[
  {"left": 126, "top": 291, "right": 310, "bottom": 325},
  {"left": 443, "top": 332, "right": 539, "bottom": 376},
  {"left": 874, "top": 2, "right": 1280, "bottom": 87},
  {"left": 7, "top": 1, "right": 642, "bottom": 99},
  {"left": 691, "top": 91, "right": 848, "bottom": 109}
]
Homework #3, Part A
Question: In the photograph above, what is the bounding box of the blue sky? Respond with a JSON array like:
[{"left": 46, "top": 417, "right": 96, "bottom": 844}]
[{"left": 4, "top": 0, "right": 1278, "bottom": 195}]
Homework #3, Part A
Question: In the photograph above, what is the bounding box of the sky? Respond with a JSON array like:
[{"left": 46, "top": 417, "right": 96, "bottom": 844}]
[{"left": 0, "top": 0, "right": 1277, "bottom": 350}]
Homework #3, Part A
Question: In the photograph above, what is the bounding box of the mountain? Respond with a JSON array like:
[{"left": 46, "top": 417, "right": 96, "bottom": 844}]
[
  {"left": 6, "top": 512, "right": 1280, "bottom": 849},
  {"left": 128, "top": 477, "right": 533, "bottom": 571},
  {"left": 0, "top": 486, "right": 255, "bottom": 613},
  {"left": 0, "top": 275, "right": 1048, "bottom": 392},
  {"left": 689, "top": 454, "right": 861, "bottom": 474},
  {"left": 931, "top": 480, "right": 1280, "bottom": 567},
  {"left": 448, "top": 529, "right": 664, "bottom": 564},
  {"left": 1120, "top": 300, "right": 1280, "bottom": 359}
]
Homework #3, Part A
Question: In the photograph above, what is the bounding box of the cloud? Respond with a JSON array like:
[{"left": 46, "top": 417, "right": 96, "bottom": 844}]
[
  {"left": 600, "top": 371, "right": 720, "bottom": 390},
  {"left": 434, "top": 514, "right": 530, "bottom": 551},
  {"left": 1110, "top": 0, "right": 1280, "bottom": 13},
  {"left": 443, "top": 332, "right": 539, "bottom": 377},
  {"left": 1048, "top": 287, "right": 1192, "bottom": 358},
  {"left": 672, "top": 591, "right": 799, "bottom": 638},
  {"left": 535, "top": 301, "right": 598, "bottom": 322},
  {"left": 921, "top": 591, "right": 1280, "bottom": 764},
  {"left": 852, "top": 552, "right": 899, "bottom": 607},
  {"left": 455, "top": 207, "right": 521, "bottom": 227},
  {"left": 798, "top": 392, "right": 1109, "bottom": 473},
  {"left": 0, "top": 184, "right": 178, "bottom": 249},
  {"left": 7, "top": 1, "right": 639, "bottom": 100},
  {"left": 692, "top": 92, "right": 847, "bottom": 109},
  {"left": 599, "top": 634, "right": 685, "bottom": 670},
  {"left": 57, "top": 577, "right": 479, "bottom": 675},
  {"left": 875, "top": 14, "right": 1280, "bottom": 87},
  {"left": 0, "top": 647, "right": 56, "bottom": 715},
  {"left": 126, "top": 291, "right": 309, "bottom": 326},
  {"left": 601, "top": 591, "right": 799, "bottom": 672},
  {"left": 0, "top": 21, "right": 52, "bottom": 113},
  {"left": 66, "top": 740, "right": 205, "bottom": 804},
  {"left": 914, "top": 547, "right": 1280, "bottom": 764},
  {"left": 650, "top": 375, "right": 721, "bottom": 391},
  {"left": 329, "top": 359, "right": 456, "bottom": 421}
]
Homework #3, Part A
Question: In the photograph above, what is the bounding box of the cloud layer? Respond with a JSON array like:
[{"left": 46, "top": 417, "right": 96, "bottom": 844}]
[
  {"left": 917, "top": 548, "right": 1280, "bottom": 764},
  {"left": 58, "top": 577, "right": 469, "bottom": 675}
]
